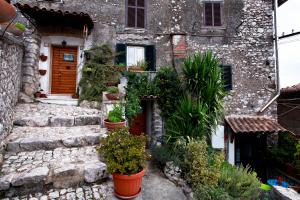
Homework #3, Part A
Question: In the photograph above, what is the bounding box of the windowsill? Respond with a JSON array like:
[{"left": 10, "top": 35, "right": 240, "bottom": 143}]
[
  {"left": 119, "top": 27, "right": 148, "bottom": 34},
  {"left": 201, "top": 26, "right": 226, "bottom": 30}
]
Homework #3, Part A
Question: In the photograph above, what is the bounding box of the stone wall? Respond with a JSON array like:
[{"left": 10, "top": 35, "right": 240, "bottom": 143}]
[{"left": 0, "top": 34, "right": 24, "bottom": 142}]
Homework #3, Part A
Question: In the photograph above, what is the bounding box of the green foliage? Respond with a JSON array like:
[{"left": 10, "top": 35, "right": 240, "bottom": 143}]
[
  {"left": 219, "top": 163, "right": 261, "bottom": 199},
  {"left": 182, "top": 51, "right": 226, "bottom": 137},
  {"left": 137, "top": 60, "right": 148, "bottom": 71},
  {"left": 124, "top": 72, "right": 158, "bottom": 121},
  {"left": 106, "top": 86, "right": 119, "bottom": 94},
  {"left": 153, "top": 67, "right": 182, "bottom": 119},
  {"left": 79, "top": 44, "right": 117, "bottom": 102},
  {"left": 98, "top": 128, "right": 147, "bottom": 175},
  {"left": 107, "top": 105, "right": 125, "bottom": 123},
  {"left": 194, "top": 185, "right": 232, "bottom": 200},
  {"left": 184, "top": 138, "right": 224, "bottom": 188},
  {"left": 15, "top": 22, "right": 26, "bottom": 31},
  {"left": 269, "top": 132, "right": 297, "bottom": 164},
  {"left": 165, "top": 95, "right": 210, "bottom": 143}
]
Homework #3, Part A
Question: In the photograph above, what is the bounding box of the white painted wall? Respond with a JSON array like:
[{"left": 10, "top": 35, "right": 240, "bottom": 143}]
[
  {"left": 39, "top": 36, "right": 84, "bottom": 94},
  {"left": 212, "top": 125, "right": 225, "bottom": 149},
  {"left": 228, "top": 139, "right": 235, "bottom": 165}
]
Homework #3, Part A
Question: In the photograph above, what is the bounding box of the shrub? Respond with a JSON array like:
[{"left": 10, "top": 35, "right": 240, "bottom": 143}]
[
  {"left": 268, "top": 132, "right": 297, "bottom": 165},
  {"left": 106, "top": 86, "right": 119, "bottom": 94},
  {"left": 165, "top": 95, "right": 209, "bottom": 143},
  {"left": 153, "top": 67, "right": 182, "bottom": 120},
  {"left": 98, "top": 128, "right": 147, "bottom": 175},
  {"left": 194, "top": 185, "right": 232, "bottom": 200},
  {"left": 184, "top": 138, "right": 224, "bottom": 188},
  {"left": 219, "top": 163, "right": 261, "bottom": 199},
  {"left": 79, "top": 44, "right": 117, "bottom": 102},
  {"left": 107, "top": 105, "right": 124, "bottom": 123}
]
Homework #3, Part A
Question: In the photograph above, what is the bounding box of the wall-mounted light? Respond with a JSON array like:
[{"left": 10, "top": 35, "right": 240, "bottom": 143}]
[{"left": 62, "top": 40, "right": 67, "bottom": 47}]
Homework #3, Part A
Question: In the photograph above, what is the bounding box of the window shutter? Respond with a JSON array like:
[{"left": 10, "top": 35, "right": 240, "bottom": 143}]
[
  {"left": 220, "top": 65, "right": 232, "bottom": 91},
  {"left": 145, "top": 45, "right": 156, "bottom": 71},
  {"left": 115, "top": 44, "right": 127, "bottom": 65},
  {"left": 205, "top": 3, "right": 213, "bottom": 26},
  {"left": 213, "top": 3, "right": 221, "bottom": 26}
]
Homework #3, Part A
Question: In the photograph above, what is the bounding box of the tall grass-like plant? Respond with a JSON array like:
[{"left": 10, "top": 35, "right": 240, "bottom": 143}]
[
  {"left": 165, "top": 95, "right": 209, "bottom": 143},
  {"left": 180, "top": 51, "right": 226, "bottom": 140}
]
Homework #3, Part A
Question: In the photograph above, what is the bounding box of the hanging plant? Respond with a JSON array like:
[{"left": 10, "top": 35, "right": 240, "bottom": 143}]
[{"left": 40, "top": 54, "right": 48, "bottom": 62}]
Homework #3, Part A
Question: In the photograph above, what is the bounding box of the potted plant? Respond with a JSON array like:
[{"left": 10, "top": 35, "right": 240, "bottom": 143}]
[
  {"left": 129, "top": 60, "right": 148, "bottom": 72},
  {"left": 40, "top": 54, "right": 48, "bottom": 62},
  {"left": 104, "top": 105, "right": 126, "bottom": 130},
  {"left": 0, "top": 0, "right": 16, "bottom": 23},
  {"left": 39, "top": 69, "right": 47, "bottom": 76},
  {"left": 105, "top": 86, "right": 124, "bottom": 101},
  {"left": 98, "top": 128, "right": 147, "bottom": 199}
]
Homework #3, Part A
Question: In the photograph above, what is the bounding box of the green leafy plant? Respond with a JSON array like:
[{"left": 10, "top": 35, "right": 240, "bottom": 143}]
[
  {"left": 137, "top": 60, "right": 148, "bottom": 71},
  {"left": 165, "top": 95, "right": 209, "bottom": 143},
  {"left": 218, "top": 163, "right": 261, "bottom": 199},
  {"left": 153, "top": 67, "right": 182, "bottom": 120},
  {"left": 183, "top": 51, "right": 226, "bottom": 137},
  {"left": 15, "top": 22, "right": 25, "bottom": 31},
  {"left": 79, "top": 44, "right": 117, "bottom": 102},
  {"left": 194, "top": 185, "right": 232, "bottom": 200},
  {"left": 106, "top": 86, "right": 119, "bottom": 94},
  {"left": 98, "top": 128, "right": 147, "bottom": 175},
  {"left": 107, "top": 105, "right": 125, "bottom": 123},
  {"left": 268, "top": 132, "right": 297, "bottom": 165},
  {"left": 184, "top": 138, "right": 224, "bottom": 188}
]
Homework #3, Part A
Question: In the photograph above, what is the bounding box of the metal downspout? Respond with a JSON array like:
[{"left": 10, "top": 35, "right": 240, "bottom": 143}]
[{"left": 259, "top": 0, "right": 281, "bottom": 113}]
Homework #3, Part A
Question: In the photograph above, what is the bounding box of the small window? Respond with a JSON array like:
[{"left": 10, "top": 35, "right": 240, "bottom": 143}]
[
  {"left": 220, "top": 65, "right": 232, "bottom": 91},
  {"left": 63, "top": 53, "right": 74, "bottom": 62},
  {"left": 126, "top": 46, "right": 145, "bottom": 67},
  {"left": 126, "top": 0, "right": 145, "bottom": 28},
  {"left": 204, "top": 2, "right": 222, "bottom": 27}
]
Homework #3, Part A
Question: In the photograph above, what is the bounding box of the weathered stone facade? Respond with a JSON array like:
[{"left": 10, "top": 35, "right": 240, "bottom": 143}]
[
  {"left": 13, "top": 0, "right": 278, "bottom": 137},
  {"left": 0, "top": 34, "right": 24, "bottom": 142}
]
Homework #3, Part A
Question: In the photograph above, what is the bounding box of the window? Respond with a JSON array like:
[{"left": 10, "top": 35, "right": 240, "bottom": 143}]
[
  {"left": 126, "top": 0, "right": 146, "bottom": 28},
  {"left": 220, "top": 65, "right": 232, "bottom": 91},
  {"left": 115, "top": 44, "right": 156, "bottom": 71},
  {"left": 204, "top": 2, "right": 222, "bottom": 26},
  {"left": 126, "top": 46, "right": 145, "bottom": 67}
]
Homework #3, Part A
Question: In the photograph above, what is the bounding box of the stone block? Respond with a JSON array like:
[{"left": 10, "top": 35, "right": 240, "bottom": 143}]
[
  {"left": 74, "top": 115, "right": 101, "bottom": 126},
  {"left": 14, "top": 117, "right": 49, "bottom": 127},
  {"left": 12, "top": 167, "right": 49, "bottom": 186},
  {"left": 84, "top": 162, "right": 107, "bottom": 183},
  {"left": 50, "top": 116, "right": 75, "bottom": 127}
]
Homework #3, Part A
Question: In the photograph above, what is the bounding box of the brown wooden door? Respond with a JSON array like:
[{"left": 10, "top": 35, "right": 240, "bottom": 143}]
[{"left": 51, "top": 46, "right": 78, "bottom": 94}]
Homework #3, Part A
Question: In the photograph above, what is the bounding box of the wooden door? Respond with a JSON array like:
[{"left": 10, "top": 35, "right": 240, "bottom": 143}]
[{"left": 51, "top": 46, "right": 78, "bottom": 94}]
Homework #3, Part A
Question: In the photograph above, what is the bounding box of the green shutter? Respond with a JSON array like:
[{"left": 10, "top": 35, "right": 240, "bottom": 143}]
[
  {"left": 115, "top": 44, "right": 126, "bottom": 65},
  {"left": 220, "top": 65, "right": 232, "bottom": 91},
  {"left": 145, "top": 45, "right": 156, "bottom": 71}
]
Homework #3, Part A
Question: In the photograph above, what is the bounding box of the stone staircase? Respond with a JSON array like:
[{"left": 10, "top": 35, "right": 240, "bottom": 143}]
[{"left": 0, "top": 103, "right": 108, "bottom": 197}]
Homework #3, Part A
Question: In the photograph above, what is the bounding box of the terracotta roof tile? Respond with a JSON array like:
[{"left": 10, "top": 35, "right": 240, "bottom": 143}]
[
  {"left": 225, "top": 115, "right": 286, "bottom": 134},
  {"left": 281, "top": 83, "right": 300, "bottom": 94}
]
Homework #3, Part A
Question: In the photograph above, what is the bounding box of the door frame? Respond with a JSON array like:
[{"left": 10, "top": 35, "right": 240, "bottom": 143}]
[{"left": 50, "top": 45, "right": 79, "bottom": 95}]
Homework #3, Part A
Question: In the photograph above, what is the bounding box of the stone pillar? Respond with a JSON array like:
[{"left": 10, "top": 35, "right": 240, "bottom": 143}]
[
  {"left": 151, "top": 102, "right": 163, "bottom": 147},
  {"left": 21, "top": 29, "right": 41, "bottom": 100}
]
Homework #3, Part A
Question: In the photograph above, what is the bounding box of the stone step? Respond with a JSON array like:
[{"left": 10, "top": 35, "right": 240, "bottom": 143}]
[
  {"left": 0, "top": 146, "right": 108, "bottom": 194},
  {"left": 13, "top": 103, "right": 102, "bottom": 127},
  {"left": 6, "top": 126, "right": 107, "bottom": 153}
]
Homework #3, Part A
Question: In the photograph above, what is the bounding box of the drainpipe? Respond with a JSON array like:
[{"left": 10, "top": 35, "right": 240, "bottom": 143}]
[{"left": 259, "top": 0, "right": 280, "bottom": 113}]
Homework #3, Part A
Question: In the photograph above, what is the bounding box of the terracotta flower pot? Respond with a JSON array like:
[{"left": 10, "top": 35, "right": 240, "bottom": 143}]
[
  {"left": 106, "top": 93, "right": 124, "bottom": 101},
  {"left": 34, "top": 92, "right": 41, "bottom": 98},
  {"left": 113, "top": 169, "right": 145, "bottom": 199},
  {"left": 104, "top": 119, "right": 126, "bottom": 130},
  {"left": 0, "top": 0, "right": 16, "bottom": 23},
  {"left": 40, "top": 54, "right": 48, "bottom": 62}
]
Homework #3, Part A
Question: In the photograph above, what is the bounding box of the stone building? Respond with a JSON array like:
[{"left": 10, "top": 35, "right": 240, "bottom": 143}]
[{"left": 2, "top": 0, "right": 287, "bottom": 170}]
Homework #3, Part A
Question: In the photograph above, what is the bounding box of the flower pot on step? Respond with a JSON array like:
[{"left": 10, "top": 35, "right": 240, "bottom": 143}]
[
  {"left": 106, "top": 93, "right": 124, "bottom": 101},
  {"left": 113, "top": 169, "right": 145, "bottom": 199},
  {"left": 104, "top": 119, "right": 126, "bottom": 130},
  {"left": 0, "top": 0, "right": 16, "bottom": 23}
]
